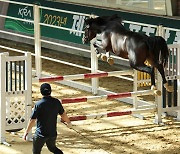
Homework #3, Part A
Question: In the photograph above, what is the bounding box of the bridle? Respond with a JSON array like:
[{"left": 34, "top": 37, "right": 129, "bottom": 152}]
[{"left": 82, "top": 24, "right": 90, "bottom": 43}]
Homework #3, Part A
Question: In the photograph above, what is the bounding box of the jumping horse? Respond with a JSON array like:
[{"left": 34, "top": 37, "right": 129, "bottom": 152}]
[{"left": 82, "top": 14, "right": 173, "bottom": 93}]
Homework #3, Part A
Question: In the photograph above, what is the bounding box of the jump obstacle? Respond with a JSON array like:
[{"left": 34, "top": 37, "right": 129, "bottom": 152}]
[
  {"left": 50, "top": 44, "right": 180, "bottom": 123},
  {"left": 0, "top": 45, "right": 179, "bottom": 147},
  {"left": 32, "top": 44, "right": 180, "bottom": 123},
  {"left": 61, "top": 90, "right": 157, "bottom": 122},
  {"left": 0, "top": 47, "right": 179, "bottom": 146},
  {"left": 0, "top": 45, "right": 179, "bottom": 135}
]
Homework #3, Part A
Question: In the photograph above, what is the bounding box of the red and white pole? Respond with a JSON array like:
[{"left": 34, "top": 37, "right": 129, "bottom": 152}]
[
  {"left": 34, "top": 70, "right": 133, "bottom": 82},
  {"left": 68, "top": 108, "right": 155, "bottom": 121},
  {"left": 61, "top": 89, "right": 156, "bottom": 104}
]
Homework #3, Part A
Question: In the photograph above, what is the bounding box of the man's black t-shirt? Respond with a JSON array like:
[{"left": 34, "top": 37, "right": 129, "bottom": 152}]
[{"left": 31, "top": 96, "right": 64, "bottom": 137}]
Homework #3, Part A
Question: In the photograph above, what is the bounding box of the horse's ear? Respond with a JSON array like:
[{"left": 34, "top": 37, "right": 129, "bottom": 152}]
[
  {"left": 84, "top": 18, "right": 88, "bottom": 24},
  {"left": 85, "top": 14, "right": 97, "bottom": 25},
  {"left": 85, "top": 18, "right": 92, "bottom": 25},
  {"left": 89, "top": 14, "right": 97, "bottom": 19}
]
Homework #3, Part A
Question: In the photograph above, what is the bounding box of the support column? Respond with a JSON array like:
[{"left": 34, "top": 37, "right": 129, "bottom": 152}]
[
  {"left": 154, "top": 25, "right": 164, "bottom": 124},
  {"left": 177, "top": 44, "right": 180, "bottom": 121},
  {"left": 90, "top": 38, "right": 99, "bottom": 95},
  {"left": 25, "top": 52, "right": 32, "bottom": 140},
  {"left": 133, "top": 70, "right": 138, "bottom": 109},
  {"left": 0, "top": 53, "right": 8, "bottom": 143},
  {"left": 34, "top": 5, "right": 41, "bottom": 78}
]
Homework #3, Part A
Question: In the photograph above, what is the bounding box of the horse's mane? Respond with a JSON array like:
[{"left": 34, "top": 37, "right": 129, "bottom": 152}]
[
  {"left": 99, "top": 14, "right": 123, "bottom": 24},
  {"left": 85, "top": 14, "right": 123, "bottom": 26}
]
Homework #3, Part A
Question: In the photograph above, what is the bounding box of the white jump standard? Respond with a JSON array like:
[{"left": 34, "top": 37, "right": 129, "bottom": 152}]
[{"left": 0, "top": 52, "right": 32, "bottom": 145}]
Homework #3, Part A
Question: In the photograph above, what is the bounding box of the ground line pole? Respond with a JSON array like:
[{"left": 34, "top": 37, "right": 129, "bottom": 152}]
[{"left": 34, "top": 5, "right": 42, "bottom": 78}]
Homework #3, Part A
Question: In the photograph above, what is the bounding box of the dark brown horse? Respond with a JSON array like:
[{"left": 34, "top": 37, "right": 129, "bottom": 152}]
[{"left": 82, "top": 15, "right": 173, "bottom": 93}]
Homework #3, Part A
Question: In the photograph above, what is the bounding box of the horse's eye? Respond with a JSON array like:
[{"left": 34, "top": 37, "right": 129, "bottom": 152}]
[{"left": 83, "top": 24, "right": 90, "bottom": 31}]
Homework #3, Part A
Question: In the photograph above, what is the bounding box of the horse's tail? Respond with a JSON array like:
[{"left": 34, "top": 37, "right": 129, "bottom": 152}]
[
  {"left": 147, "top": 36, "right": 169, "bottom": 67},
  {"left": 158, "top": 36, "right": 169, "bottom": 67}
]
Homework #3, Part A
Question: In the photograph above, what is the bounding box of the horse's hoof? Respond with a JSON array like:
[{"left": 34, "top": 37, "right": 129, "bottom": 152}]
[
  {"left": 151, "top": 86, "right": 161, "bottom": 96},
  {"left": 101, "top": 54, "right": 107, "bottom": 61},
  {"left": 151, "top": 85, "right": 156, "bottom": 90},
  {"left": 166, "top": 86, "right": 174, "bottom": 92},
  {"left": 164, "top": 83, "right": 173, "bottom": 92},
  {"left": 154, "top": 90, "right": 161, "bottom": 96},
  {"left": 107, "top": 58, "right": 114, "bottom": 65}
]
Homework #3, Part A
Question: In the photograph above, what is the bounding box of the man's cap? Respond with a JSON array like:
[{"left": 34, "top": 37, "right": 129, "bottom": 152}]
[{"left": 40, "top": 83, "right": 51, "bottom": 96}]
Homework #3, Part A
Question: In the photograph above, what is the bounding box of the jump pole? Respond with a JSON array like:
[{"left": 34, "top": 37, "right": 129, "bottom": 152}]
[
  {"left": 34, "top": 70, "right": 134, "bottom": 82},
  {"left": 61, "top": 89, "right": 161, "bottom": 104},
  {"left": 65, "top": 108, "right": 155, "bottom": 121}
]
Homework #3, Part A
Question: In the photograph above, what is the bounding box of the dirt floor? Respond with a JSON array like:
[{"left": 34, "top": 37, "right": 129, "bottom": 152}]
[{"left": 0, "top": 39, "right": 180, "bottom": 154}]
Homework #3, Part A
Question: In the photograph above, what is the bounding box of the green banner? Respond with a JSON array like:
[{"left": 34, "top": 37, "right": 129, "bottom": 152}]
[
  {"left": 4, "top": 0, "right": 180, "bottom": 44},
  {"left": 5, "top": 3, "right": 34, "bottom": 35}
]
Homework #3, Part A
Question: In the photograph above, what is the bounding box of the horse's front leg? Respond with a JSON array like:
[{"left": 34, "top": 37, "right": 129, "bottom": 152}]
[
  {"left": 104, "top": 51, "right": 114, "bottom": 65},
  {"left": 99, "top": 51, "right": 110, "bottom": 63},
  {"left": 93, "top": 40, "right": 103, "bottom": 58},
  {"left": 93, "top": 41, "right": 112, "bottom": 63},
  {"left": 93, "top": 40, "right": 114, "bottom": 65}
]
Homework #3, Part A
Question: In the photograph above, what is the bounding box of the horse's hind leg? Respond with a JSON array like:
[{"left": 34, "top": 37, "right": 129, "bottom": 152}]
[
  {"left": 155, "top": 64, "right": 173, "bottom": 92},
  {"left": 130, "top": 63, "right": 161, "bottom": 95},
  {"left": 130, "top": 63, "right": 155, "bottom": 86}
]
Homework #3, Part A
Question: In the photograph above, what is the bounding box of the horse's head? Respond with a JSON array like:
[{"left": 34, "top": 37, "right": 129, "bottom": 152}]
[
  {"left": 82, "top": 17, "right": 99, "bottom": 44},
  {"left": 82, "top": 14, "right": 123, "bottom": 44}
]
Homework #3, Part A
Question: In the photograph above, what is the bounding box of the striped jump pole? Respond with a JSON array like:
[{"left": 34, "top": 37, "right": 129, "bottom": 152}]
[
  {"left": 61, "top": 89, "right": 161, "bottom": 104},
  {"left": 66, "top": 108, "right": 155, "bottom": 121},
  {"left": 34, "top": 70, "right": 134, "bottom": 82}
]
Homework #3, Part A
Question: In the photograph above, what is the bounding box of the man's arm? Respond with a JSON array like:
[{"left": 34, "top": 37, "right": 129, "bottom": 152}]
[
  {"left": 60, "top": 111, "right": 73, "bottom": 128},
  {"left": 23, "top": 119, "right": 36, "bottom": 140},
  {"left": 60, "top": 111, "right": 71, "bottom": 124}
]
